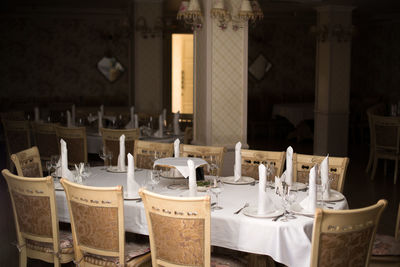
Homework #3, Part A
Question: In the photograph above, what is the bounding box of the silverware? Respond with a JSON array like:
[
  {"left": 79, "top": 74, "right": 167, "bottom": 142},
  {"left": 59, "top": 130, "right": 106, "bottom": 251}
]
[
  {"left": 272, "top": 213, "right": 285, "bottom": 221},
  {"left": 234, "top": 203, "right": 249, "bottom": 214},
  {"left": 211, "top": 202, "right": 217, "bottom": 207}
]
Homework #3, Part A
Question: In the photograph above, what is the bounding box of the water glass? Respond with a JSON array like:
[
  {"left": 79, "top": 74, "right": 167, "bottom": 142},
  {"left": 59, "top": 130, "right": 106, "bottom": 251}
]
[
  {"left": 45, "top": 161, "right": 53, "bottom": 176},
  {"left": 98, "top": 149, "right": 107, "bottom": 170},
  {"left": 148, "top": 170, "right": 160, "bottom": 191},
  {"left": 208, "top": 155, "right": 219, "bottom": 177},
  {"left": 210, "top": 179, "right": 224, "bottom": 210}
]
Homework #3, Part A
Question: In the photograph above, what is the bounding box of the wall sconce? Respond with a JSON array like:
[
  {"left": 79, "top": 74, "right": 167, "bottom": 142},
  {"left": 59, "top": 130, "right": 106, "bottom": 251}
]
[
  {"left": 310, "top": 24, "right": 355, "bottom": 42},
  {"left": 211, "top": 0, "right": 231, "bottom": 30},
  {"left": 177, "top": 0, "right": 203, "bottom": 31},
  {"left": 135, "top": 16, "right": 164, "bottom": 39}
]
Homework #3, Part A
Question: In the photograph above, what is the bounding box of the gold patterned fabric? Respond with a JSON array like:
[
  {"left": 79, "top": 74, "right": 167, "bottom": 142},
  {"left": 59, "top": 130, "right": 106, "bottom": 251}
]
[
  {"left": 70, "top": 201, "right": 119, "bottom": 251},
  {"left": 105, "top": 140, "right": 134, "bottom": 166},
  {"left": 318, "top": 226, "right": 374, "bottom": 267},
  {"left": 150, "top": 212, "right": 205, "bottom": 265},
  {"left": 26, "top": 230, "right": 74, "bottom": 254},
  {"left": 12, "top": 191, "right": 52, "bottom": 237},
  {"left": 7, "top": 130, "right": 30, "bottom": 155},
  {"left": 136, "top": 154, "right": 155, "bottom": 170},
  {"left": 63, "top": 138, "right": 85, "bottom": 164},
  {"left": 35, "top": 132, "right": 59, "bottom": 159},
  {"left": 21, "top": 162, "right": 42, "bottom": 178},
  {"left": 211, "top": 254, "right": 247, "bottom": 267}
]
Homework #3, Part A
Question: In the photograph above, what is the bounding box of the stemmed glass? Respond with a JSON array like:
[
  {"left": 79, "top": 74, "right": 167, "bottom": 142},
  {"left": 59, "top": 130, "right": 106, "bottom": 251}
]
[
  {"left": 148, "top": 169, "right": 161, "bottom": 191},
  {"left": 50, "top": 155, "right": 60, "bottom": 177},
  {"left": 81, "top": 163, "right": 91, "bottom": 184},
  {"left": 210, "top": 179, "right": 224, "bottom": 210},
  {"left": 99, "top": 149, "right": 107, "bottom": 170},
  {"left": 106, "top": 151, "right": 113, "bottom": 169},
  {"left": 45, "top": 161, "right": 53, "bottom": 176},
  {"left": 208, "top": 155, "right": 219, "bottom": 177},
  {"left": 266, "top": 162, "right": 275, "bottom": 188}
]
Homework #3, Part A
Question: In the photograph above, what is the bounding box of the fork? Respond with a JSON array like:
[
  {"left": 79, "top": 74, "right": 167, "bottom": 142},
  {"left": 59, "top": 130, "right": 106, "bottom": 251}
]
[{"left": 234, "top": 203, "right": 249, "bottom": 214}]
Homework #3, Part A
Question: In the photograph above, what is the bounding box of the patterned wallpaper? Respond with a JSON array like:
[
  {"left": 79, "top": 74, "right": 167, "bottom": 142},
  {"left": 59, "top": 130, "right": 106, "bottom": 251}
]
[{"left": 0, "top": 16, "right": 130, "bottom": 110}]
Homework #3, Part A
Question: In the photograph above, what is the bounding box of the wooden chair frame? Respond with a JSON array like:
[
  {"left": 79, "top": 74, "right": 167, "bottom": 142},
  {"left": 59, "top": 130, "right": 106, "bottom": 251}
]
[
  {"left": 55, "top": 126, "right": 88, "bottom": 165},
  {"left": 133, "top": 140, "right": 173, "bottom": 169},
  {"left": 240, "top": 149, "right": 285, "bottom": 180},
  {"left": 31, "top": 122, "right": 59, "bottom": 162},
  {"left": 11, "top": 146, "right": 43, "bottom": 177},
  {"left": 180, "top": 144, "right": 226, "bottom": 176},
  {"left": 366, "top": 103, "right": 387, "bottom": 173}
]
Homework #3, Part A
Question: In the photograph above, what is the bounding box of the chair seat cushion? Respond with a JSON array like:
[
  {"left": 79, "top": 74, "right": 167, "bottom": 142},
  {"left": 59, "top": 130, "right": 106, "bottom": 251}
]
[
  {"left": 83, "top": 241, "right": 150, "bottom": 266},
  {"left": 26, "top": 230, "right": 74, "bottom": 254},
  {"left": 373, "top": 234, "right": 400, "bottom": 256},
  {"left": 211, "top": 253, "right": 247, "bottom": 267}
]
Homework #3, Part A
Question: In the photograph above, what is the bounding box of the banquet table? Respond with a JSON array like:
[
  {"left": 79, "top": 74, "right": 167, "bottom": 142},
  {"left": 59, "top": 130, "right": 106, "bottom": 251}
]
[{"left": 55, "top": 167, "right": 348, "bottom": 267}]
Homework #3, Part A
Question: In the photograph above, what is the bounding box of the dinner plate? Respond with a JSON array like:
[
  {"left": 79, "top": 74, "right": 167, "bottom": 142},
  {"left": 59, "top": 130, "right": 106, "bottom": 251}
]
[
  {"left": 160, "top": 169, "right": 185, "bottom": 179},
  {"left": 221, "top": 176, "right": 255, "bottom": 185},
  {"left": 290, "top": 182, "right": 307, "bottom": 191},
  {"left": 317, "top": 190, "right": 344, "bottom": 202},
  {"left": 124, "top": 193, "right": 141, "bottom": 201},
  {"left": 242, "top": 207, "right": 284, "bottom": 218},
  {"left": 107, "top": 166, "right": 127, "bottom": 173},
  {"left": 288, "top": 203, "right": 314, "bottom": 217}
]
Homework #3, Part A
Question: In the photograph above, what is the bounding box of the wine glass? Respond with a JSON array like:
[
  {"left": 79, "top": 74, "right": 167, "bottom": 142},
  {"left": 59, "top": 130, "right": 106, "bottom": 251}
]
[
  {"left": 266, "top": 162, "right": 275, "bottom": 188},
  {"left": 210, "top": 179, "right": 224, "bottom": 210},
  {"left": 148, "top": 169, "right": 161, "bottom": 191},
  {"left": 45, "top": 161, "right": 53, "bottom": 176},
  {"left": 50, "top": 155, "right": 60, "bottom": 175},
  {"left": 98, "top": 149, "right": 107, "bottom": 170},
  {"left": 280, "top": 183, "right": 297, "bottom": 222},
  {"left": 208, "top": 155, "right": 219, "bottom": 177},
  {"left": 106, "top": 151, "right": 113, "bottom": 169},
  {"left": 81, "top": 163, "right": 91, "bottom": 184}
]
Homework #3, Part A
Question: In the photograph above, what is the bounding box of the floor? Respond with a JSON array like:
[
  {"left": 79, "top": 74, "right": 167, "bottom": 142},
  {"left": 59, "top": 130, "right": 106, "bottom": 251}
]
[{"left": 0, "top": 136, "right": 399, "bottom": 266}]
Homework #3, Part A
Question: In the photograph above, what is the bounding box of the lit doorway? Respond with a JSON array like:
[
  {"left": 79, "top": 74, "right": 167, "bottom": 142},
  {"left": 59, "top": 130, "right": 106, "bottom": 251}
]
[{"left": 171, "top": 34, "right": 194, "bottom": 114}]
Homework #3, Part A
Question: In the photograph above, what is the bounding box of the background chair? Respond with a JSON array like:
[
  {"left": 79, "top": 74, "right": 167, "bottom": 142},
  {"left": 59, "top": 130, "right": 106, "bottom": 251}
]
[
  {"left": 60, "top": 179, "right": 151, "bottom": 267},
  {"left": 366, "top": 103, "right": 387, "bottom": 173},
  {"left": 31, "top": 122, "right": 59, "bottom": 162},
  {"left": 11, "top": 146, "right": 43, "bottom": 177},
  {"left": 293, "top": 153, "right": 349, "bottom": 193},
  {"left": 310, "top": 199, "right": 387, "bottom": 267},
  {"left": 139, "top": 188, "right": 246, "bottom": 267},
  {"left": 370, "top": 114, "right": 400, "bottom": 184},
  {"left": 133, "top": 140, "right": 173, "bottom": 169},
  {"left": 2, "top": 169, "right": 74, "bottom": 267},
  {"left": 100, "top": 128, "right": 140, "bottom": 166},
  {"left": 179, "top": 144, "right": 226, "bottom": 176},
  {"left": 241, "top": 149, "right": 285, "bottom": 180},
  {"left": 55, "top": 125, "right": 88, "bottom": 165}
]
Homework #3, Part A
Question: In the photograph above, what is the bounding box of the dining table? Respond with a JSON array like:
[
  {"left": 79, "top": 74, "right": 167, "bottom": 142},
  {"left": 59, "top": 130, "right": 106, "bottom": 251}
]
[{"left": 54, "top": 166, "right": 348, "bottom": 267}]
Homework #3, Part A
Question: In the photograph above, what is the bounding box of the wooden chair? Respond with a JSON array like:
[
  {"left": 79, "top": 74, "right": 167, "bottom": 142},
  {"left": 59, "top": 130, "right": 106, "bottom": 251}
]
[
  {"left": 133, "top": 140, "right": 173, "bottom": 169},
  {"left": 139, "top": 188, "right": 246, "bottom": 267},
  {"left": 100, "top": 128, "right": 140, "bottom": 166},
  {"left": 60, "top": 179, "right": 151, "bottom": 267},
  {"left": 31, "top": 122, "right": 59, "bottom": 162},
  {"left": 370, "top": 203, "right": 400, "bottom": 266},
  {"left": 2, "top": 119, "right": 32, "bottom": 170},
  {"left": 310, "top": 199, "right": 387, "bottom": 267},
  {"left": 241, "top": 149, "right": 285, "bottom": 181},
  {"left": 11, "top": 146, "right": 43, "bottom": 177},
  {"left": 183, "top": 126, "right": 193, "bottom": 144},
  {"left": 366, "top": 103, "right": 387, "bottom": 173},
  {"left": 0, "top": 111, "right": 25, "bottom": 121},
  {"left": 370, "top": 114, "right": 400, "bottom": 184},
  {"left": 179, "top": 144, "right": 226, "bottom": 176},
  {"left": 1, "top": 169, "right": 74, "bottom": 267},
  {"left": 293, "top": 153, "right": 349, "bottom": 193},
  {"left": 55, "top": 126, "right": 88, "bottom": 165}
]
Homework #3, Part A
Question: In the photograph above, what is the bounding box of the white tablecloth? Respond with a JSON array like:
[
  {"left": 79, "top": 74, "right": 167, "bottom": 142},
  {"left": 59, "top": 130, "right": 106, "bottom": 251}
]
[{"left": 55, "top": 167, "right": 347, "bottom": 267}]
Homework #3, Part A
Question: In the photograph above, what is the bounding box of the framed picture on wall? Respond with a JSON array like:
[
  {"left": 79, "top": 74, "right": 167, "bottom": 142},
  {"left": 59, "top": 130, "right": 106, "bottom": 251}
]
[
  {"left": 249, "top": 53, "right": 272, "bottom": 81},
  {"left": 97, "top": 56, "right": 125, "bottom": 83}
]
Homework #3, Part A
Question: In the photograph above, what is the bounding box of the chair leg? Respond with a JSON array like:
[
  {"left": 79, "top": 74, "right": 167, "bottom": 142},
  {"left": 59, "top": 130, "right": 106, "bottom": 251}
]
[
  {"left": 394, "top": 159, "right": 399, "bottom": 184},
  {"left": 371, "top": 157, "right": 378, "bottom": 180},
  {"left": 384, "top": 160, "right": 387, "bottom": 177},
  {"left": 19, "top": 248, "right": 27, "bottom": 267},
  {"left": 53, "top": 254, "right": 60, "bottom": 267},
  {"left": 366, "top": 150, "right": 373, "bottom": 173}
]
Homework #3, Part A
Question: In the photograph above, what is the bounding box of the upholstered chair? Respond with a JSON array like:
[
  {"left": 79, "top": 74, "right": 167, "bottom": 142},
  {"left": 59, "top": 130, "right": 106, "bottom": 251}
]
[
  {"left": 60, "top": 179, "right": 151, "bottom": 267},
  {"left": 31, "top": 122, "right": 59, "bottom": 162},
  {"left": 55, "top": 125, "right": 88, "bottom": 165},
  {"left": 133, "top": 140, "right": 173, "bottom": 169},
  {"left": 366, "top": 103, "right": 387, "bottom": 173},
  {"left": 2, "top": 169, "right": 74, "bottom": 267},
  {"left": 11, "top": 146, "right": 43, "bottom": 177},
  {"left": 310, "top": 199, "right": 387, "bottom": 267},
  {"left": 240, "top": 149, "right": 285, "bottom": 181}
]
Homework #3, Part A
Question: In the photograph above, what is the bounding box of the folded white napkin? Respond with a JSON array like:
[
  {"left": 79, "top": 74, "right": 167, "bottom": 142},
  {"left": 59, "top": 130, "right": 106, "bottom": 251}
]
[
  {"left": 117, "top": 134, "right": 126, "bottom": 171},
  {"left": 162, "top": 108, "right": 167, "bottom": 127},
  {"left": 285, "top": 146, "right": 293, "bottom": 186},
  {"left": 299, "top": 165, "right": 317, "bottom": 213},
  {"left": 87, "top": 113, "right": 96, "bottom": 123},
  {"left": 60, "top": 139, "right": 75, "bottom": 181},
  {"left": 34, "top": 107, "right": 40, "bottom": 122},
  {"left": 134, "top": 114, "right": 139, "bottom": 128},
  {"left": 67, "top": 111, "right": 72, "bottom": 127},
  {"left": 275, "top": 174, "right": 284, "bottom": 196},
  {"left": 187, "top": 159, "right": 197, "bottom": 197},
  {"left": 258, "top": 164, "right": 274, "bottom": 215},
  {"left": 71, "top": 104, "right": 76, "bottom": 125},
  {"left": 98, "top": 111, "right": 103, "bottom": 135},
  {"left": 126, "top": 153, "right": 140, "bottom": 198},
  {"left": 74, "top": 163, "right": 83, "bottom": 184},
  {"left": 174, "top": 139, "right": 180, "bottom": 158},
  {"left": 154, "top": 114, "right": 164, "bottom": 138},
  {"left": 100, "top": 105, "right": 104, "bottom": 117},
  {"left": 234, "top": 142, "right": 242, "bottom": 182},
  {"left": 125, "top": 106, "right": 135, "bottom": 129},
  {"left": 321, "top": 155, "right": 330, "bottom": 199},
  {"left": 173, "top": 112, "right": 181, "bottom": 135}
]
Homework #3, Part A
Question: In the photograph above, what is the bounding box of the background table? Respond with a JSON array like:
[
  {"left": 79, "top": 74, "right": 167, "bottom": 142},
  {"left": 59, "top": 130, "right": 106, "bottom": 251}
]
[
  {"left": 55, "top": 167, "right": 347, "bottom": 267},
  {"left": 272, "top": 103, "right": 314, "bottom": 126}
]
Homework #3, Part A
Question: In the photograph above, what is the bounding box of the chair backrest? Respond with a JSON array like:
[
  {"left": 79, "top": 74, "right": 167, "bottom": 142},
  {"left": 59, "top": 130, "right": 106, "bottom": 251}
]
[
  {"left": 139, "top": 188, "right": 211, "bottom": 267},
  {"left": 11, "top": 146, "right": 43, "bottom": 177},
  {"left": 2, "top": 119, "right": 32, "bottom": 160},
  {"left": 1, "top": 169, "right": 60, "bottom": 254},
  {"left": 396, "top": 203, "right": 400, "bottom": 241},
  {"left": 183, "top": 127, "right": 193, "bottom": 144},
  {"left": 31, "top": 122, "right": 59, "bottom": 161},
  {"left": 55, "top": 126, "right": 88, "bottom": 165},
  {"left": 100, "top": 128, "right": 140, "bottom": 166},
  {"left": 310, "top": 199, "right": 387, "bottom": 267},
  {"left": 241, "top": 149, "right": 286, "bottom": 180},
  {"left": 180, "top": 144, "right": 226, "bottom": 176},
  {"left": 371, "top": 115, "right": 400, "bottom": 153},
  {"left": 293, "top": 153, "right": 349, "bottom": 193},
  {"left": 133, "top": 140, "right": 173, "bottom": 169},
  {"left": 60, "top": 178, "right": 125, "bottom": 265},
  {"left": 0, "top": 111, "right": 25, "bottom": 121}
]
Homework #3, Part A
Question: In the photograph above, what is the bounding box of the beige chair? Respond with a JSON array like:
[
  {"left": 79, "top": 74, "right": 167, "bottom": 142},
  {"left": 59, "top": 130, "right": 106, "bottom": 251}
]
[
  {"left": 31, "top": 122, "right": 59, "bottom": 162},
  {"left": 133, "top": 140, "right": 173, "bottom": 169},
  {"left": 11, "top": 146, "right": 43, "bottom": 177},
  {"left": 60, "top": 179, "right": 151, "bottom": 267},
  {"left": 241, "top": 149, "right": 285, "bottom": 181},
  {"left": 2, "top": 169, "right": 74, "bottom": 267},
  {"left": 370, "top": 203, "right": 400, "bottom": 266},
  {"left": 0, "top": 111, "right": 25, "bottom": 121},
  {"left": 100, "top": 128, "right": 140, "bottom": 166},
  {"left": 180, "top": 144, "right": 226, "bottom": 176},
  {"left": 310, "top": 199, "right": 387, "bottom": 267},
  {"left": 139, "top": 188, "right": 246, "bottom": 267},
  {"left": 366, "top": 103, "right": 387, "bottom": 173},
  {"left": 183, "top": 126, "right": 193, "bottom": 144},
  {"left": 293, "top": 153, "right": 349, "bottom": 193},
  {"left": 370, "top": 114, "right": 400, "bottom": 184},
  {"left": 2, "top": 119, "right": 32, "bottom": 170},
  {"left": 55, "top": 126, "right": 88, "bottom": 165}
]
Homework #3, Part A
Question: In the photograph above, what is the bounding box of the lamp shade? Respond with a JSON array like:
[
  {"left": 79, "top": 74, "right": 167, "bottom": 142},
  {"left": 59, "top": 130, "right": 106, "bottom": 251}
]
[
  {"left": 213, "top": 0, "right": 225, "bottom": 9},
  {"left": 188, "top": 0, "right": 201, "bottom": 12},
  {"left": 177, "top": 0, "right": 189, "bottom": 19},
  {"left": 239, "top": 0, "right": 253, "bottom": 13}
]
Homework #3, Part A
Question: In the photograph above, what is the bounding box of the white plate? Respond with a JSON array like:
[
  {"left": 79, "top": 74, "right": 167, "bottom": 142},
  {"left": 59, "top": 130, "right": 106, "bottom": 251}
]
[
  {"left": 288, "top": 203, "right": 315, "bottom": 217},
  {"left": 107, "top": 166, "right": 127, "bottom": 173},
  {"left": 221, "top": 176, "right": 255, "bottom": 185},
  {"left": 242, "top": 207, "right": 284, "bottom": 218},
  {"left": 317, "top": 190, "right": 345, "bottom": 202},
  {"left": 160, "top": 170, "right": 185, "bottom": 179},
  {"left": 124, "top": 193, "right": 141, "bottom": 201},
  {"left": 290, "top": 182, "right": 307, "bottom": 191}
]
